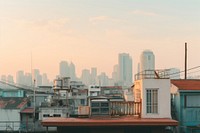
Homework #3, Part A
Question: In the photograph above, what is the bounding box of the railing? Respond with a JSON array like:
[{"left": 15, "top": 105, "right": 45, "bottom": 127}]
[
  {"left": 0, "top": 121, "right": 20, "bottom": 131},
  {"left": 135, "top": 70, "right": 170, "bottom": 80},
  {"left": 110, "top": 101, "right": 141, "bottom": 117},
  {"left": 0, "top": 121, "right": 46, "bottom": 132}
]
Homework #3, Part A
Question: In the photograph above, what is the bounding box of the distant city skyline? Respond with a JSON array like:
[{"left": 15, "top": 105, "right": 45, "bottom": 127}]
[
  {"left": 1, "top": 0, "right": 200, "bottom": 81},
  {"left": 0, "top": 51, "right": 183, "bottom": 86}
]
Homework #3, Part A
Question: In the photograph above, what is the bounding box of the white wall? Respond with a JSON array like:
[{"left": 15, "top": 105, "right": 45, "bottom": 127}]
[
  {"left": 88, "top": 86, "right": 101, "bottom": 96},
  {"left": 39, "top": 108, "right": 67, "bottom": 120},
  {"left": 135, "top": 79, "right": 171, "bottom": 118},
  {"left": 170, "top": 84, "right": 178, "bottom": 94},
  {"left": 0, "top": 109, "right": 20, "bottom": 131}
]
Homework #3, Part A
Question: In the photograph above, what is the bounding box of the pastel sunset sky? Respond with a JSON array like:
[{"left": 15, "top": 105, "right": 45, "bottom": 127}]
[{"left": 0, "top": 0, "right": 200, "bottom": 80}]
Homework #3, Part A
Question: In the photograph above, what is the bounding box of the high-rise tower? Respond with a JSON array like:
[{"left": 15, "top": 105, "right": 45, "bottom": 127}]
[
  {"left": 16, "top": 70, "right": 24, "bottom": 85},
  {"left": 59, "top": 61, "right": 69, "bottom": 77},
  {"left": 118, "top": 53, "right": 133, "bottom": 86},
  {"left": 140, "top": 50, "right": 155, "bottom": 72},
  {"left": 91, "top": 67, "right": 97, "bottom": 85},
  {"left": 69, "top": 62, "right": 76, "bottom": 81}
]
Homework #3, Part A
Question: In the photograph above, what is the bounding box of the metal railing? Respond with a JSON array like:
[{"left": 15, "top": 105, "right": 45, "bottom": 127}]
[
  {"left": 0, "top": 121, "right": 20, "bottom": 132},
  {"left": 110, "top": 101, "right": 141, "bottom": 117},
  {"left": 135, "top": 70, "right": 170, "bottom": 80},
  {"left": 0, "top": 121, "right": 44, "bottom": 132}
]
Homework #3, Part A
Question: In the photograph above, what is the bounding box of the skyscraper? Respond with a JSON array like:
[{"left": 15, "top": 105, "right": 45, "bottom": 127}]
[
  {"left": 91, "top": 67, "right": 97, "bottom": 85},
  {"left": 16, "top": 70, "right": 24, "bottom": 85},
  {"left": 42, "top": 73, "right": 49, "bottom": 85},
  {"left": 118, "top": 53, "right": 133, "bottom": 86},
  {"left": 81, "top": 69, "right": 91, "bottom": 86},
  {"left": 59, "top": 61, "right": 69, "bottom": 77},
  {"left": 140, "top": 50, "right": 155, "bottom": 72},
  {"left": 112, "top": 64, "right": 119, "bottom": 84},
  {"left": 69, "top": 62, "right": 76, "bottom": 81},
  {"left": 33, "top": 69, "right": 42, "bottom": 86},
  {"left": 165, "top": 68, "right": 180, "bottom": 79},
  {"left": 7, "top": 75, "right": 14, "bottom": 83},
  {"left": 97, "top": 72, "right": 109, "bottom": 86},
  {"left": 24, "top": 73, "right": 32, "bottom": 86},
  {"left": 1, "top": 75, "right": 7, "bottom": 82}
]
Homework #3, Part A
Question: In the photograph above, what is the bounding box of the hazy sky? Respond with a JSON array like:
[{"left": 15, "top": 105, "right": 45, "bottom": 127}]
[{"left": 0, "top": 0, "right": 200, "bottom": 80}]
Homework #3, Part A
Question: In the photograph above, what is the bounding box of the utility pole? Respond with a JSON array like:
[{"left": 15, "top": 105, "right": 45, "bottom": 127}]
[
  {"left": 33, "top": 79, "right": 36, "bottom": 132},
  {"left": 185, "top": 42, "right": 187, "bottom": 79}
]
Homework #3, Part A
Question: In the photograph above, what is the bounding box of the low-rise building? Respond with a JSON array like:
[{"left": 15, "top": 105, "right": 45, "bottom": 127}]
[
  {"left": 88, "top": 85, "right": 101, "bottom": 96},
  {"left": 171, "top": 79, "right": 200, "bottom": 133},
  {"left": 42, "top": 70, "right": 178, "bottom": 133},
  {"left": 0, "top": 97, "right": 28, "bottom": 131},
  {"left": 0, "top": 89, "right": 25, "bottom": 98},
  {"left": 101, "top": 86, "right": 123, "bottom": 98}
]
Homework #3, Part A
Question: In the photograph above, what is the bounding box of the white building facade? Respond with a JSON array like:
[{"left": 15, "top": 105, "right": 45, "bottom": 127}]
[
  {"left": 88, "top": 85, "right": 101, "bottom": 96},
  {"left": 134, "top": 72, "right": 171, "bottom": 118}
]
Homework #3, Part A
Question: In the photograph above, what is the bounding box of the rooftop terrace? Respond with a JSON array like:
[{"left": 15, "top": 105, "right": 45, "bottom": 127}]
[{"left": 135, "top": 70, "right": 170, "bottom": 80}]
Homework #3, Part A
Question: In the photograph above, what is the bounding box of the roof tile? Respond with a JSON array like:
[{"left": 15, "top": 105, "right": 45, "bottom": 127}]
[
  {"left": 0, "top": 97, "right": 28, "bottom": 109},
  {"left": 171, "top": 79, "right": 200, "bottom": 90}
]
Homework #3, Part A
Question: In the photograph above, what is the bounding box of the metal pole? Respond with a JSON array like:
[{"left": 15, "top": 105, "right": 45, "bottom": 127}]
[
  {"left": 46, "top": 126, "right": 49, "bottom": 133},
  {"left": 185, "top": 42, "right": 187, "bottom": 79},
  {"left": 33, "top": 79, "right": 36, "bottom": 132}
]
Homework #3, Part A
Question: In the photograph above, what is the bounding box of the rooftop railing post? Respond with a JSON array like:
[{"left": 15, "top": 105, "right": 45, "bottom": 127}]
[
  {"left": 140, "top": 99, "right": 142, "bottom": 118},
  {"left": 46, "top": 126, "right": 48, "bottom": 133}
]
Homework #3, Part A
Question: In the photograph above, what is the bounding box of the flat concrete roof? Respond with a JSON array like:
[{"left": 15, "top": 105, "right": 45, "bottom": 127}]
[{"left": 42, "top": 117, "right": 178, "bottom": 127}]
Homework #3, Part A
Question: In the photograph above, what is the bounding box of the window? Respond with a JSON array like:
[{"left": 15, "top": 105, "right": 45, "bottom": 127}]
[
  {"left": 43, "top": 114, "right": 50, "bottom": 117},
  {"left": 146, "top": 89, "right": 158, "bottom": 114},
  {"left": 81, "top": 99, "right": 85, "bottom": 105},
  {"left": 91, "top": 102, "right": 100, "bottom": 107},
  {"left": 148, "top": 55, "right": 151, "bottom": 60},
  {"left": 53, "top": 114, "right": 61, "bottom": 117},
  {"left": 91, "top": 108, "right": 100, "bottom": 114},
  {"left": 186, "top": 95, "right": 200, "bottom": 107},
  {"left": 91, "top": 101, "right": 109, "bottom": 115},
  {"left": 101, "top": 102, "right": 109, "bottom": 107}
]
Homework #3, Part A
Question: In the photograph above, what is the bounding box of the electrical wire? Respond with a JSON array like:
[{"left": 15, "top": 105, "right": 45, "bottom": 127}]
[{"left": 169, "top": 66, "right": 200, "bottom": 79}]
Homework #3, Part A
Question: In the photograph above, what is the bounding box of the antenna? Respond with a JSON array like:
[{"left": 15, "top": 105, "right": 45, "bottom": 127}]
[
  {"left": 33, "top": 79, "right": 36, "bottom": 132},
  {"left": 31, "top": 51, "right": 33, "bottom": 89}
]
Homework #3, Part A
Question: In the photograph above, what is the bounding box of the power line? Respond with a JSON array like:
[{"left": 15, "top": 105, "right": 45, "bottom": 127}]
[
  {"left": 168, "top": 66, "right": 200, "bottom": 76},
  {"left": 169, "top": 66, "right": 200, "bottom": 79},
  {"left": 0, "top": 80, "right": 38, "bottom": 91},
  {"left": 187, "top": 69, "right": 200, "bottom": 75}
]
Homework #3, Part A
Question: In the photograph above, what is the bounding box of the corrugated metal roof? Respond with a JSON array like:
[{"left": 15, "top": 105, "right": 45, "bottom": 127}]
[
  {"left": 0, "top": 97, "right": 28, "bottom": 109},
  {"left": 171, "top": 79, "right": 200, "bottom": 90},
  {"left": 21, "top": 107, "right": 34, "bottom": 113},
  {"left": 42, "top": 117, "right": 178, "bottom": 127}
]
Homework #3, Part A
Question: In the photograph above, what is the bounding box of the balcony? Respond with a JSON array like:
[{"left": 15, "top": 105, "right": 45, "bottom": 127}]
[
  {"left": 110, "top": 101, "right": 141, "bottom": 117},
  {"left": 89, "top": 99, "right": 142, "bottom": 118}
]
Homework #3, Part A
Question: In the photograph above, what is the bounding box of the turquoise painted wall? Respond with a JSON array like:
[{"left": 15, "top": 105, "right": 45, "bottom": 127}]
[
  {"left": 2, "top": 90, "right": 24, "bottom": 97},
  {"left": 175, "top": 92, "right": 200, "bottom": 133},
  {"left": 0, "top": 90, "right": 2, "bottom": 97}
]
